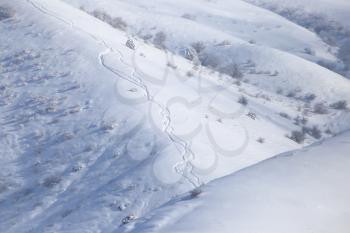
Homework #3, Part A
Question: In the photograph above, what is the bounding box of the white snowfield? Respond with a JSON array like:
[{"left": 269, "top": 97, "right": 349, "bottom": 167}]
[
  {"left": 130, "top": 131, "right": 350, "bottom": 233},
  {"left": 0, "top": 0, "right": 349, "bottom": 232}
]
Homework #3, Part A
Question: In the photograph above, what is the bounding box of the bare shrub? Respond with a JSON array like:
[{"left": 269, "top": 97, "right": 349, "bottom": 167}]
[
  {"left": 286, "top": 91, "right": 296, "bottom": 98},
  {"left": 42, "top": 175, "right": 62, "bottom": 188},
  {"left": 153, "top": 31, "right": 167, "bottom": 49},
  {"left": 247, "top": 112, "right": 256, "bottom": 120},
  {"left": 303, "top": 93, "right": 316, "bottom": 102},
  {"left": 304, "top": 47, "right": 315, "bottom": 55},
  {"left": 126, "top": 39, "right": 135, "bottom": 50},
  {"left": 276, "top": 88, "right": 283, "bottom": 95},
  {"left": 186, "top": 71, "right": 194, "bottom": 77},
  {"left": 190, "top": 187, "right": 202, "bottom": 198},
  {"left": 222, "top": 64, "right": 243, "bottom": 79},
  {"left": 338, "top": 39, "right": 350, "bottom": 70},
  {"left": 92, "top": 10, "right": 112, "bottom": 22},
  {"left": 0, "top": 7, "right": 14, "bottom": 21},
  {"left": 101, "top": 120, "right": 118, "bottom": 131},
  {"left": 0, "top": 179, "right": 8, "bottom": 194},
  {"left": 234, "top": 80, "right": 241, "bottom": 86},
  {"left": 313, "top": 102, "right": 328, "bottom": 114},
  {"left": 248, "top": 39, "right": 256, "bottom": 44},
  {"left": 71, "top": 164, "right": 83, "bottom": 173},
  {"left": 238, "top": 96, "right": 248, "bottom": 105},
  {"left": 110, "top": 17, "right": 127, "bottom": 31},
  {"left": 279, "top": 112, "right": 291, "bottom": 119},
  {"left": 90, "top": 10, "right": 127, "bottom": 31},
  {"left": 200, "top": 54, "right": 220, "bottom": 68},
  {"left": 216, "top": 40, "right": 232, "bottom": 46},
  {"left": 330, "top": 100, "right": 348, "bottom": 110},
  {"left": 325, "top": 128, "right": 333, "bottom": 135},
  {"left": 288, "top": 130, "right": 305, "bottom": 144},
  {"left": 257, "top": 137, "right": 265, "bottom": 143},
  {"left": 191, "top": 41, "right": 206, "bottom": 54},
  {"left": 183, "top": 47, "right": 197, "bottom": 61},
  {"left": 293, "top": 115, "right": 308, "bottom": 125},
  {"left": 121, "top": 214, "right": 136, "bottom": 225},
  {"left": 181, "top": 13, "right": 196, "bottom": 20},
  {"left": 303, "top": 125, "right": 322, "bottom": 139}
]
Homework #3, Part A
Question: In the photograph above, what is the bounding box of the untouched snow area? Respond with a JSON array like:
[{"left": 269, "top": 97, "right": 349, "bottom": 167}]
[
  {"left": 0, "top": 0, "right": 349, "bottom": 232},
  {"left": 130, "top": 131, "right": 350, "bottom": 233}
]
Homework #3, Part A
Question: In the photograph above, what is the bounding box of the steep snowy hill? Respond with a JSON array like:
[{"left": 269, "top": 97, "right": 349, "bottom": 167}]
[
  {"left": 62, "top": 0, "right": 350, "bottom": 102},
  {"left": 0, "top": 0, "right": 350, "bottom": 233},
  {"left": 130, "top": 131, "right": 350, "bottom": 233}
]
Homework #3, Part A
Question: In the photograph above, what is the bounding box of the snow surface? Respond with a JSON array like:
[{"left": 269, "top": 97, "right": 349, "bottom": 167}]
[
  {"left": 130, "top": 131, "right": 350, "bottom": 233},
  {"left": 0, "top": 0, "right": 350, "bottom": 232}
]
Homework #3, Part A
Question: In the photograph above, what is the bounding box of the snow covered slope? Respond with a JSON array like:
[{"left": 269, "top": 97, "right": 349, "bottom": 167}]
[
  {"left": 1, "top": 0, "right": 350, "bottom": 232},
  {"left": 130, "top": 131, "right": 350, "bottom": 233},
  {"left": 246, "top": 0, "right": 350, "bottom": 30},
  {"left": 244, "top": 0, "right": 350, "bottom": 78},
  {"left": 62, "top": 0, "right": 350, "bottom": 100},
  {"left": 64, "top": 0, "right": 335, "bottom": 61}
]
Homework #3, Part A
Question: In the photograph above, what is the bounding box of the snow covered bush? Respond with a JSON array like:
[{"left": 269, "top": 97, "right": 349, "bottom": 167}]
[{"left": 329, "top": 100, "right": 348, "bottom": 110}]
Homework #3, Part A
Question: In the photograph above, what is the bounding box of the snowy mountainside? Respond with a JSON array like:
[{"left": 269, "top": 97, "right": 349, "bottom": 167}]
[
  {"left": 245, "top": 0, "right": 350, "bottom": 30},
  {"left": 130, "top": 131, "right": 350, "bottom": 233},
  {"left": 63, "top": 0, "right": 350, "bottom": 103},
  {"left": 244, "top": 0, "right": 350, "bottom": 78},
  {"left": 0, "top": 0, "right": 350, "bottom": 233}
]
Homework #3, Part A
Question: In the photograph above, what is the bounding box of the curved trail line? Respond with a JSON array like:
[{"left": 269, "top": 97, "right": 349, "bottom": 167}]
[{"left": 26, "top": 0, "right": 202, "bottom": 188}]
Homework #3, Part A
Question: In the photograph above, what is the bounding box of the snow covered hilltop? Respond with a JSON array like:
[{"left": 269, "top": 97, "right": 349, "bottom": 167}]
[{"left": 0, "top": 0, "right": 349, "bottom": 232}]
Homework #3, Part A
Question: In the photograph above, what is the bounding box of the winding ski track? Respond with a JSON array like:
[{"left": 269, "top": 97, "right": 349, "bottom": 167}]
[{"left": 26, "top": 0, "right": 202, "bottom": 188}]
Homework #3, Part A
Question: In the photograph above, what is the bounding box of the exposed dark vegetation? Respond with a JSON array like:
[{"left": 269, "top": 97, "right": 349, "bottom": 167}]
[
  {"left": 288, "top": 130, "right": 305, "bottom": 144},
  {"left": 0, "top": 6, "right": 14, "bottom": 21},
  {"left": 83, "top": 8, "right": 128, "bottom": 31},
  {"left": 238, "top": 96, "right": 248, "bottom": 105},
  {"left": 330, "top": 100, "right": 348, "bottom": 110}
]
